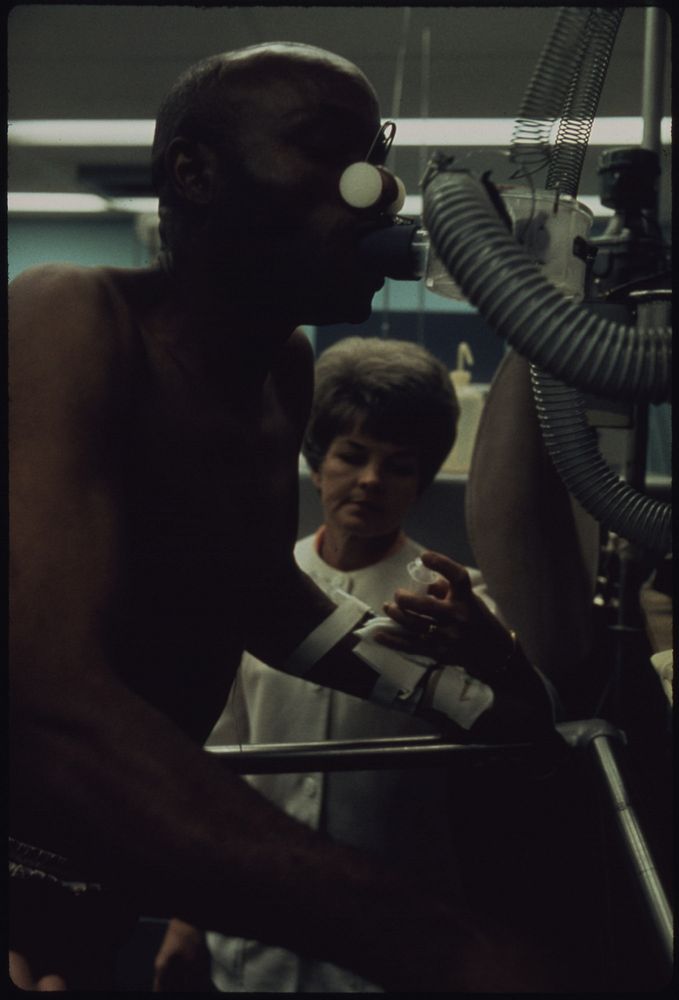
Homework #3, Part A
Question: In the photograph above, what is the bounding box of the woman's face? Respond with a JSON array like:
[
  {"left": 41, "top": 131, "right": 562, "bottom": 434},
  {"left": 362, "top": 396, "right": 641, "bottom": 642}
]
[{"left": 312, "top": 426, "right": 420, "bottom": 540}]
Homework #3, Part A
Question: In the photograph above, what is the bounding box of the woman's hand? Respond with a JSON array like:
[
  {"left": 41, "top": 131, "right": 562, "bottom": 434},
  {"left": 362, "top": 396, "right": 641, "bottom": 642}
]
[
  {"left": 378, "top": 551, "right": 514, "bottom": 681},
  {"left": 380, "top": 551, "right": 558, "bottom": 741}
]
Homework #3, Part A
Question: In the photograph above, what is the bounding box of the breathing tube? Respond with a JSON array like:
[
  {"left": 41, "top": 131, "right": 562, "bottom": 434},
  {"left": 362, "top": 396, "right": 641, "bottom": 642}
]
[
  {"left": 418, "top": 7, "right": 672, "bottom": 554},
  {"left": 511, "top": 8, "right": 624, "bottom": 196},
  {"left": 512, "top": 5, "right": 671, "bottom": 554},
  {"left": 529, "top": 368, "right": 671, "bottom": 554},
  {"left": 357, "top": 7, "right": 671, "bottom": 552},
  {"left": 421, "top": 160, "right": 671, "bottom": 405}
]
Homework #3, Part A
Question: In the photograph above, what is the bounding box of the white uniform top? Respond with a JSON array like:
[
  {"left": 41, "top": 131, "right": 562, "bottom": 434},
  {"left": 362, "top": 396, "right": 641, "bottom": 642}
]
[{"left": 206, "top": 532, "right": 492, "bottom": 993}]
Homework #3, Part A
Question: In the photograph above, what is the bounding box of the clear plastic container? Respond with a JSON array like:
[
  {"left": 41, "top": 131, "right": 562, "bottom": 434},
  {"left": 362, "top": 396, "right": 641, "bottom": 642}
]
[
  {"left": 407, "top": 557, "right": 440, "bottom": 595},
  {"left": 501, "top": 188, "right": 593, "bottom": 301},
  {"left": 425, "top": 187, "right": 593, "bottom": 303}
]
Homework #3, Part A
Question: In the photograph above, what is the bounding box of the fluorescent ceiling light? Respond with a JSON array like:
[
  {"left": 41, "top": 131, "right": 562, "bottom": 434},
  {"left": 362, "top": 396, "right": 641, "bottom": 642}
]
[
  {"left": 10, "top": 192, "right": 614, "bottom": 219},
  {"left": 402, "top": 194, "right": 613, "bottom": 218},
  {"left": 7, "top": 192, "right": 109, "bottom": 213},
  {"left": 109, "top": 197, "right": 159, "bottom": 214},
  {"left": 394, "top": 117, "right": 671, "bottom": 147},
  {"left": 7, "top": 193, "right": 159, "bottom": 214},
  {"left": 8, "top": 120, "right": 156, "bottom": 146},
  {"left": 8, "top": 117, "right": 671, "bottom": 147},
  {"left": 570, "top": 195, "right": 614, "bottom": 217}
]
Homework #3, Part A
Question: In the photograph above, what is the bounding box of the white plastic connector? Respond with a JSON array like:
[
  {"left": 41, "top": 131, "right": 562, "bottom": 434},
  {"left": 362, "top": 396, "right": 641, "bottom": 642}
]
[
  {"left": 340, "top": 162, "right": 407, "bottom": 214},
  {"left": 339, "top": 162, "right": 384, "bottom": 209},
  {"left": 406, "top": 557, "right": 440, "bottom": 595},
  {"left": 387, "top": 175, "right": 407, "bottom": 215}
]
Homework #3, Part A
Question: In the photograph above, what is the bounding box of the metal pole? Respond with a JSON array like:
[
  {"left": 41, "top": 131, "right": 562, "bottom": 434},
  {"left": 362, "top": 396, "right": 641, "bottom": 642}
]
[
  {"left": 590, "top": 733, "right": 674, "bottom": 969},
  {"left": 206, "top": 721, "right": 622, "bottom": 773},
  {"left": 207, "top": 733, "right": 538, "bottom": 774},
  {"left": 641, "top": 8, "right": 667, "bottom": 155}
]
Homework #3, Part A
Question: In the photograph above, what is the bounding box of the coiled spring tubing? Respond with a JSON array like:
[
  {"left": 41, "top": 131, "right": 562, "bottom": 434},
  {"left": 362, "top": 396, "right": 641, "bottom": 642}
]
[{"left": 423, "top": 6, "right": 672, "bottom": 553}]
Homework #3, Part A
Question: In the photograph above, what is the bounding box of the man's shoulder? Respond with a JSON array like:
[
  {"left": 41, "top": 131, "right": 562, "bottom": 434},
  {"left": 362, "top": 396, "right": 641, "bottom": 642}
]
[
  {"left": 11, "top": 264, "right": 112, "bottom": 332},
  {"left": 9, "top": 263, "right": 148, "bottom": 407},
  {"left": 10, "top": 261, "right": 111, "bottom": 297},
  {"left": 9, "top": 263, "right": 145, "bottom": 353}
]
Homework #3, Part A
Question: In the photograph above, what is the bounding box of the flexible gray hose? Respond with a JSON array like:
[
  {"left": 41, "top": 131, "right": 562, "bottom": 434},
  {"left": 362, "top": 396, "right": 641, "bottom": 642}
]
[
  {"left": 545, "top": 8, "right": 624, "bottom": 196},
  {"left": 510, "top": 7, "right": 593, "bottom": 178},
  {"left": 530, "top": 368, "right": 672, "bottom": 553},
  {"left": 504, "top": 4, "right": 669, "bottom": 553},
  {"left": 422, "top": 169, "right": 672, "bottom": 405},
  {"left": 423, "top": 167, "right": 672, "bottom": 552}
]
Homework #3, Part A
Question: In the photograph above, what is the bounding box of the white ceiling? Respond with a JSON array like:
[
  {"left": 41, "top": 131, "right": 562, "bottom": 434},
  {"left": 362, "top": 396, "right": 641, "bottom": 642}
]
[{"left": 7, "top": 4, "right": 673, "bottom": 218}]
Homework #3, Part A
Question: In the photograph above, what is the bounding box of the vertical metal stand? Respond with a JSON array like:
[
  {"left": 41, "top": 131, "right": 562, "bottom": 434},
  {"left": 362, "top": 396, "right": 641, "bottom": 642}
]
[
  {"left": 589, "top": 731, "right": 673, "bottom": 969},
  {"left": 641, "top": 8, "right": 667, "bottom": 156}
]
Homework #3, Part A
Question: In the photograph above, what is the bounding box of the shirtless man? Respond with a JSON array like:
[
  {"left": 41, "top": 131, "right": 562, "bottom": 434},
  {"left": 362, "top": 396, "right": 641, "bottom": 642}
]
[{"left": 9, "top": 43, "right": 556, "bottom": 991}]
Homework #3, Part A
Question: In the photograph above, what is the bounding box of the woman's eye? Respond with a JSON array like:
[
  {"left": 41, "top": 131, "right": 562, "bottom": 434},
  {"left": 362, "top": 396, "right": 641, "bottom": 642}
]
[{"left": 337, "top": 452, "right": 363, "bottom": 465}]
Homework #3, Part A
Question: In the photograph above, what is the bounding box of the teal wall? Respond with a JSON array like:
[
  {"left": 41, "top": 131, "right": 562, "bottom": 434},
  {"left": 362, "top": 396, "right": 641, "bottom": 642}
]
[
  {"left": 8, "top": 217, "right": 670, "bottom": 475},
  {"left": 8, "top": 217, "right": 147, "bottom": 281}
]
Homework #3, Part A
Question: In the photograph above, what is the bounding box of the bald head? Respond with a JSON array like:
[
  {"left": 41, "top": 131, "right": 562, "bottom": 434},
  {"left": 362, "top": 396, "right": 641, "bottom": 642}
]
[
  {"left": 214, "top": 41, "right": 374, "bottom": 83},
  {"left": 151, "top": 42, "right": 379, "bottom": 198}
]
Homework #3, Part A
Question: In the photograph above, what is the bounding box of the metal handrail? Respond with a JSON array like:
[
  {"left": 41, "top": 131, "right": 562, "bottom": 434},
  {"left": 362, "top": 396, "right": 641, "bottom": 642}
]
[
  {"left": 208, "top": 731, "right": 541, "bottom": 773},
  {"left": 208, "top": 718, "right": 673, "bottom": 971}
]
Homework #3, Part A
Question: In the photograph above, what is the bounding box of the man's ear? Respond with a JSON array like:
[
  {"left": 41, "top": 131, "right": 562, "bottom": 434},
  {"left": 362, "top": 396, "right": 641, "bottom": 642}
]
[
  {"left": 310, "top": 468, "right": 322, "bottom": 491},
  {"left": 165, "top": 137, "right": 219, "bottom": 205}
]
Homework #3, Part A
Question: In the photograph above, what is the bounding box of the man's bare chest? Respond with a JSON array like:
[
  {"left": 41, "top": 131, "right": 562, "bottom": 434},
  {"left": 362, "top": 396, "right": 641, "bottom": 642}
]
[
  {"left": 116, "top": 354, "right": 304, "bottom": 734},
  {"left": 126, "top": 354, "right": 301, "bottom": 589}
]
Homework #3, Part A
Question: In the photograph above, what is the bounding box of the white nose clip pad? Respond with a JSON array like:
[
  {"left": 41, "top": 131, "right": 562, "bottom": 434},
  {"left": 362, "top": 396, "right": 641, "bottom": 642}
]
[{"left": 339, "top": 163, "right": 406, "bottom": 216}]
